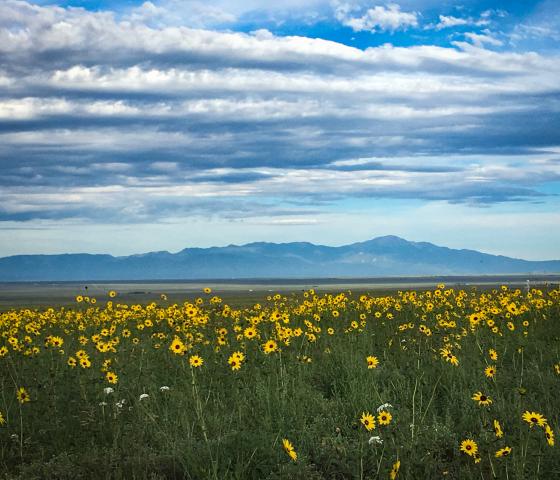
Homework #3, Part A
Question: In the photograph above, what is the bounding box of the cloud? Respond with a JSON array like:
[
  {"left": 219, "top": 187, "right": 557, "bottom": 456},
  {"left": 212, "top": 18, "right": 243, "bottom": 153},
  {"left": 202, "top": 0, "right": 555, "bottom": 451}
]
[
  {"left": 335, "top": 3, "right": 418, "bottom": 32},
  {"left": 0, "top": 0, "right": 559, "bottom": 229},
  {"left": 432, "top": 14, "right": 490, "bottom": 30},
  {"left": 463, "top": 31, "right": 503, "bottom": 48},
  {"left": 128, "top": 1, "right": 237, "bottom": 28}
]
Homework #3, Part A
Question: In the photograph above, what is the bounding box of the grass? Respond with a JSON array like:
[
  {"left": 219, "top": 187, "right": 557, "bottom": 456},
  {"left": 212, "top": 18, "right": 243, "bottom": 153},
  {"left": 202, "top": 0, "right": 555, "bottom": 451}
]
[{"left": 0, "top": 285, "right": 559, "bottom": 479}]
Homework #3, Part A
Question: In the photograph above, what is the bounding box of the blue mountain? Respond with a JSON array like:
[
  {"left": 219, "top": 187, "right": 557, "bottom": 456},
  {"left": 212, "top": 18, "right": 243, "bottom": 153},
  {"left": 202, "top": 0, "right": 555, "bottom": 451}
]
[{"left": 0, "top": 235, "right": 558, "bottom": 281}]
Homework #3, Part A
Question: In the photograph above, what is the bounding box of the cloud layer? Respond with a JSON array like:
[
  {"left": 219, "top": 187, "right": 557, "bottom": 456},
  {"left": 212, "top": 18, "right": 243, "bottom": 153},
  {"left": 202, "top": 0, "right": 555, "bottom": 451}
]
[{"left": 0, "top": 0, "right": 559, "bottom": 257}]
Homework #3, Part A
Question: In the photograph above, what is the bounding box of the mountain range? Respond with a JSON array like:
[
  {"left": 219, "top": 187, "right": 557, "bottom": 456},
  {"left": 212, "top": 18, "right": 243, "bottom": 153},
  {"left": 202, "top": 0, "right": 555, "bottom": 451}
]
[{"left": 0, "top": 235, "right": 559, "bottom": 281}]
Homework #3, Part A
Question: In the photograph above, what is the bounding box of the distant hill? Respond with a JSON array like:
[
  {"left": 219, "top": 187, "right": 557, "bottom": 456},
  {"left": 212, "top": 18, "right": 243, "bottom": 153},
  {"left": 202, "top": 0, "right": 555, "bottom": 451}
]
[{"left": 1, "top": 235, "right": 559, "bottom": 281}]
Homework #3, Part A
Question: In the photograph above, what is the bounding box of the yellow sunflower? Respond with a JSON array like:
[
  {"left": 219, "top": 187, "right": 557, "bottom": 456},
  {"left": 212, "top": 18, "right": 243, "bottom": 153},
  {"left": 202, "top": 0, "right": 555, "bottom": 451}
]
[
  {"left": 472, "top": 391, "right": 492, "bottom": 406},
  {"left": 360, "top": 412, "right": 376, "bottom": 431},
  {"left": 366, "top": 355, "right": 379, "bottom": 369},
  {"left": 16, "top": 387, "right": 30, "bottom": 404},
  {"left": 522, "top": 411, "right": 547, "bottom": 428},
  {"left": 282, "top": 438, "right": 297, "bottom": 462},
  {"left": 390, "top": 460, "right": 400, "bottom": 480},
  {"left": 495, "top": 446, "right": 512, "bottom": 458},
  {"left": 262, "top": 339, "right": 278, "bottom": 354},
  {"left": 493, "top": 419, "right": 504, "bottom": 438},
  {"left": 545, "top": 425, "right": 555, "bottom": 446},
  {"left": 377, "top": 410, "right": 392, "bottom": 426},
  {"left": 460, "top": 439, "right": 478, "bottom": 457},
  {"left": 189, "top": 355, "right": 204, "bottom": 368},
  {"left": 106, "top": 371, "right": 118, "bottom": 384}
]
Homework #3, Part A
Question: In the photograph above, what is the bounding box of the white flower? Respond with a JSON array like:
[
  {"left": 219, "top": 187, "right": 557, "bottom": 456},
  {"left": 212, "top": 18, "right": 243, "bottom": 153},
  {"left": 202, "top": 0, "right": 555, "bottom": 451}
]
[
  {"left": 159, "top": 386, "right": 170, "bottom": 392},
  {"left": 368, "top": 436, "right": 383, "bottom": 445},
  {"left": 116, "top": 399, "right": 126, "bottom": 409},
  {"left": 139, "top": 393, "right": 149, "bottom": 401},
  {"left": 10, "top": 434, "right": 18, "bottom": 441},
  {"left": 103, "top": 387, "right": 114, "bottom": 395},
  {"left": 99, "top": 401, "right": 108, "bottom": 407},
  {"left": 377, "top": 403, "right": 393, "bottom": 412}
]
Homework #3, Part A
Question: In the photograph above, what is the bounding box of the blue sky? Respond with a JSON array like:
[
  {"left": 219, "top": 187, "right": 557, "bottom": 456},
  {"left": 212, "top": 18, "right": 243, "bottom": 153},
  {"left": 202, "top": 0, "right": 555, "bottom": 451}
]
[{"left": 0, "top": 0, "right": 559, "bottom": 259}]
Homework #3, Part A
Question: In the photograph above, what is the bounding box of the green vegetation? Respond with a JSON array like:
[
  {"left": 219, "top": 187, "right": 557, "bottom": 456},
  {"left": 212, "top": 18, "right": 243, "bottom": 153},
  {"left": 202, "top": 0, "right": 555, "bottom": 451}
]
[{"left": 1, "top": 285, "right": 559, "bottom": 479}]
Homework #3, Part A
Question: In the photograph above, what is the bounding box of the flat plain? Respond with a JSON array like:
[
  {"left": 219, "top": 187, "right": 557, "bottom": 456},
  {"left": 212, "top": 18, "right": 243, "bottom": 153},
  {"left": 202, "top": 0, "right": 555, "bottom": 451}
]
[{"left": 1, "top": 277, "right": 559, "bottom": 479}]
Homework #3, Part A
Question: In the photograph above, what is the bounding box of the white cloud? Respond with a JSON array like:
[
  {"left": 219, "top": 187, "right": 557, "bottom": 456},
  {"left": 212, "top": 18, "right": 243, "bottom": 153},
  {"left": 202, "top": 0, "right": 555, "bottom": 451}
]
[
  {"left": 464, "top": 31, "right": 504, "bottom": 48},
  {"left": 0, "top": 0, "right": 559, "bottom": 259},
  {"left": 128, "top": 1, "right": 236, "bottom": 28},
  {"left": 432, "top": 13, "right": 490, "bottom": 30},
  {"left": 335, "top": 3, "right": 418, "bottom": 32},
  {"left": 435, "top": 15, "right": 468, "bottom": 29}
]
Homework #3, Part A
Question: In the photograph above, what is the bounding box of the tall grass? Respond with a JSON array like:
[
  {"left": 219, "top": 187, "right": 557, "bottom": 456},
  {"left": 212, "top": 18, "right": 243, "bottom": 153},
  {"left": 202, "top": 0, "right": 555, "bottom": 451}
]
[{"left": 0, "top": 286, "right": 559, "bottom": 478}]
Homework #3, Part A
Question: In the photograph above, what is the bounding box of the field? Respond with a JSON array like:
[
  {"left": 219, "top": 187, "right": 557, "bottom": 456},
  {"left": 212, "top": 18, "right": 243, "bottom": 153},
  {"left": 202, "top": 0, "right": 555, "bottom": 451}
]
[{"left": 1, "top": 282, "right": 559, "bottom": 479}]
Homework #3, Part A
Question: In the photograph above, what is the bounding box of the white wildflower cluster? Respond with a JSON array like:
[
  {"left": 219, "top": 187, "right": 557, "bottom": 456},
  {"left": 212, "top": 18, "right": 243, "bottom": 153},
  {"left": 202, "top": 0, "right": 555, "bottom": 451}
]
[
  {"left": 159, "top": 386, "right": 170, "bottom": 392},
  {"left": 103, "top": 387, "right": 114, "bottom": 395},
  {"left": 368, "top": 435, "right": 383, "bottom": 445},
  {"left": 139, "top": 393, "right": 149, "bottom": 401},
  {"left": 377, "top": 403, "right": 393, "bottom": 412}
]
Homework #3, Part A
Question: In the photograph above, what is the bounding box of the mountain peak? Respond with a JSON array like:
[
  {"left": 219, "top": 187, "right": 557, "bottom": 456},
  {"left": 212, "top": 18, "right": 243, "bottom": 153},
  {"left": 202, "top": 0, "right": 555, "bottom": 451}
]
[
  {"left": 372, "top": 235, "right": 409, "bottom": 244},
  {"left": 1, "top": 236, "right": 559, "bottom": 280}
]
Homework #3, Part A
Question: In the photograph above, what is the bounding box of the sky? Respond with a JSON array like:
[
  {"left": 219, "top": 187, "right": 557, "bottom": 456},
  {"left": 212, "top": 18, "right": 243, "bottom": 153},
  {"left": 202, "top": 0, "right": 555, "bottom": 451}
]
[{"left": 0, "top": 0, "right": 559, "bottom": 260}]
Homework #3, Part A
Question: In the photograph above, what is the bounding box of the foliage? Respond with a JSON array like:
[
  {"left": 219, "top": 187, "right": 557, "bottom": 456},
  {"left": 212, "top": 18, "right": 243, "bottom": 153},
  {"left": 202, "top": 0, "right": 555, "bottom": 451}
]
[{"left": 1, "top": 285, "right": 559, "bottom": 479}]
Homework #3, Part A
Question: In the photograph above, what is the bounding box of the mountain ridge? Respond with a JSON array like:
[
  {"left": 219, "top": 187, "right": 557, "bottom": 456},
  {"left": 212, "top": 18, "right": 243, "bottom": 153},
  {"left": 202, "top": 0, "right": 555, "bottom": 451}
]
[{"left": 1, "top": 236, "right": 559, "bottom": 281}]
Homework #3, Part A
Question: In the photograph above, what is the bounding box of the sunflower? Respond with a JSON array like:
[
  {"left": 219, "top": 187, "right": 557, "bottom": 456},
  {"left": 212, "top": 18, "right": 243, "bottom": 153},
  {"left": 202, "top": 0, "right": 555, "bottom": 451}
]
[
  {"left": 360, "top": 412, "right": 376, "bottom": 431},
  {"left": 472, "top": 391, "right": 492, "bottom": 406},
  {"left": 440, "top": 348, "right": 459, "bottom": 366},
  {"left": 495, "top": 446, "right": 512, "bottom": 458},
  {"left": 545, "top": 425, "right": 555, "bottom": 446},
  {"left": 262, "top": 339, "right": 278, "bottom": 354},
  {"left": 282, "top": 438, "right": 297, "bottom": 462},
  {"left": 169, "top": 337, "right": 186, "bottom": 355},
  {"left": 231, "top": 350, "right": 245, "bottom": 362},
  {"left": 469, "top": 313, "right": 482, "bottom": 325},
  {"left": 67, "top": 356, "right": 77, "bottom": 367},
  {"left": 106, "top": 371, "right": 118, "bottom": 384},
  {"left": 108, "top": 290, "right": 117, "bottom": 298},
  {"left": 244, "top": 327, "right": 257, "bottom": 340},
  {"left": 507, "top": 303, "right": 518, "bottom": 315},
  {"left": 377, "top": 410, "right": 392, "bottom": 426},
  {"left": 228, "top": 357, "right": 241, "bottom": 371},
  {"left": 489, "top": 348, "right": 498, "bottom": 361},
  {"left": 493, "top": 419, "right": 504, "bottom": 438},
  {"left": 366, "top": 355, "right": 379, "bottom": 369},
  {"left": 485, "top": 366, "right": 496, "bottom": 379},
  {"left": 189, "top": 355, "right": 204, "bottom": 368},
  {"left": 390, "top": 460, "right": 400, "bottom": 480},
  {"left": 0, "top": 411, "right": 6, "bottom": 425},
  {"left": 203, "top": 287, "right": 212, "bottom": 294},
  {"left": 79, "top": 357, "right": 91, "bottom": 368},
  {"left": 522, "top": 411, "right": 547, "bottom": 428},
  {"left": 16, "top": 387, "right": 30, "bottom": 404},
  {"left": 460, "top": 439, "right": 478, "bottom": 457}
]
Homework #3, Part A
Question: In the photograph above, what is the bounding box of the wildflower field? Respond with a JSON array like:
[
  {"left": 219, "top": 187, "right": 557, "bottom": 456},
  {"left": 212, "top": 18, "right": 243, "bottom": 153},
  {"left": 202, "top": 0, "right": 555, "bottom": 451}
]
[{"left": 1, "top": 285, "right": 559, "bottom": 479}]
